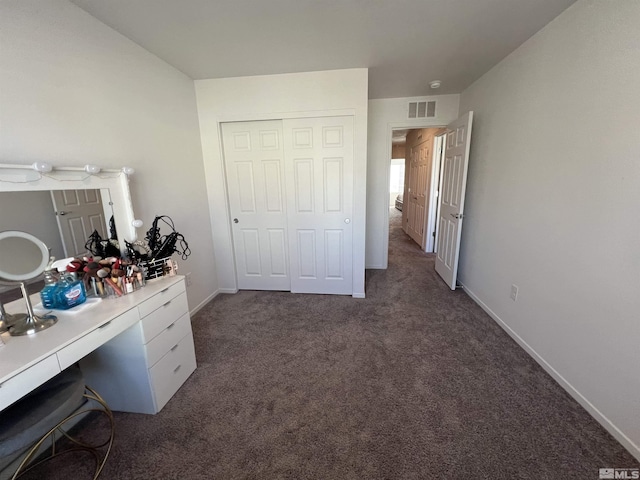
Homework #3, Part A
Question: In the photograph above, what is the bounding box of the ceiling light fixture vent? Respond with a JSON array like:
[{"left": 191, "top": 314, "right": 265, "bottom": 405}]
[{"left": 408, "top": 101, "right": 436, "bottom": 119}]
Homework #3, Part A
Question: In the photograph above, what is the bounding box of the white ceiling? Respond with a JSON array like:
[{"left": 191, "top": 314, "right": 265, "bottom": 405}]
[{"left": 70, "top": 0, "right": 577, "bottom": 99}]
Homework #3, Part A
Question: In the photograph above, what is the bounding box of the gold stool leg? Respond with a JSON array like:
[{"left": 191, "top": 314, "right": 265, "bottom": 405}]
[{"left": 12, "top": 386, "right": 115, "bottom": 480}]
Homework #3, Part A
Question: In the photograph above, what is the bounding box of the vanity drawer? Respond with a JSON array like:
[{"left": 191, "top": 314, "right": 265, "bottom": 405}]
[
  {"left": 145, "top": 312, "right": 192, "bottom": 367},
  {"left": 58, "top": 308, "right": 139, "bottom": 370},
  {"left": 0, "top": 355, "right": 61, "bottom": 410},
  {"left": 139, "top": 292, "right": 189, "bottom": 343},
  {"left": 138, "top": 281, "right": 185, "bottom": 319},
  {"left": 149, "top": 333, "right": 196, "bottom": 412}
]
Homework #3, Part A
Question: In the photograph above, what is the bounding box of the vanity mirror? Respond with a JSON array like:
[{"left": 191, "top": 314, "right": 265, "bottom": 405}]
[
  {"left": 0, "top": 163, "right": 139, "bottom": 301},
  {"left": 0, "top": 189, "right": 115, "bottom": 261}
]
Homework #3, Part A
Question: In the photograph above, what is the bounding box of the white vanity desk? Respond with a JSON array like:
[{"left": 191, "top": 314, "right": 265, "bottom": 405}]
[{"left": 0, "top": 275, "right": 197, "bottom": 414}]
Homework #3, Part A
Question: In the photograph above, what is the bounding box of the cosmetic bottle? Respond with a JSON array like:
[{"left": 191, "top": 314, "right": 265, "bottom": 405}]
[
  {"left": 39, "top": 269, "right": 60, "bottom": 309},
  {"left": 53, "top": 274, "right": 87, "bottom": 309}
]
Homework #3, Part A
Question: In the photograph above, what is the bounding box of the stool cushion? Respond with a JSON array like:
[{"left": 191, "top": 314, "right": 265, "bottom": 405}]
[{"left": 0, "top": 366, "right": 85, "bottom": 470}]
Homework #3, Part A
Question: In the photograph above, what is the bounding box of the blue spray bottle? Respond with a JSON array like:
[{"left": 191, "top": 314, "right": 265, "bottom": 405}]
[{"left": 53, "top": 273, "right": 87, "bottom": 310}]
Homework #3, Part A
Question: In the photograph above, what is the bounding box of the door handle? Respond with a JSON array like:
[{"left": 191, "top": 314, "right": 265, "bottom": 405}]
[
  {"left": 233, "top": 218, "right": 239, "bottom": 224},
  {"left": 450, "top": 213, "right": 463, "bottom": 219},
  {"left": 58, "top": 211, "right": 69, "bottom": 216},
  {"left": 344, "top": 218, "right": 351, "bottom": 224}
]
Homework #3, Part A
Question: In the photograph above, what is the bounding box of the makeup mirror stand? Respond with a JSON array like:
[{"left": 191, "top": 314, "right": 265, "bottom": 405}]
[
  {"left": 0, "top": 300, "right": 15, "bottom": 333},
  {"left": 1, "top": 280, "right": 57, "bottom": 336}
]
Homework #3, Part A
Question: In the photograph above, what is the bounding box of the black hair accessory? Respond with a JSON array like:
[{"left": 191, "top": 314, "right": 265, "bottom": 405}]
[
  {"left": 144, "top": 215, "right": 191, "bottom": 261},
  {"left": 109, "top": 215, "right": 118, "bottom": 240},
  {"left": 85, "top": 230, "right": 120, "bottom": 258}
]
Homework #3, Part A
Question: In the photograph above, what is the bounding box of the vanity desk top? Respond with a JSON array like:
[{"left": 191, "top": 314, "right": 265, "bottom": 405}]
[{"left": 0, "top": 275, "right": 186, "bottom": 411}]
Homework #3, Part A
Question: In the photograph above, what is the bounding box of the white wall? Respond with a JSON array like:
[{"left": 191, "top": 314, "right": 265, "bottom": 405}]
[
  {"left": 0, "top": 0, "right": 217, "bottom": 312},
  {"left": 366, "top": 95, "right": 459, "bottom": 268},
  {"left": 195, "top": 69, "right": 368, "bottom": 297},
  {"left": 458, "top": 0, "right": 640, "bottom": 459}
]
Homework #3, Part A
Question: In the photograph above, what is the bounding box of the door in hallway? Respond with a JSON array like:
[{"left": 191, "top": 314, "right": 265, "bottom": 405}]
[
  {"left": 405, "top": 132, "right": 434, "bottom": 248},
  {"left": 435, "top": 111, "right": 473, "bottom": 289},
  {"left": 222, "top": 120, "right": 291, "bottom": 291}
]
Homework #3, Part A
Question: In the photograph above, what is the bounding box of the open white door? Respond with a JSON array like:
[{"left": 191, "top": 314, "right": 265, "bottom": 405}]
[
  {"left": 435, "top": 111, "right": 473, "bottom": 289},
  {"left": 283, "top": 116, "right": 354, "bottom": 295}
]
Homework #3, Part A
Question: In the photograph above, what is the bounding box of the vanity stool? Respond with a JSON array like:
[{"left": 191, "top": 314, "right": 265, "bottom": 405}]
[{"left": 0, "top": 366, "right": 114, "bottom": 480}]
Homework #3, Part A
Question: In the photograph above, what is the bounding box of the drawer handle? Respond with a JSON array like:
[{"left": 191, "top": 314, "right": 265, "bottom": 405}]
[
  {"left": 98, "top": 321, "right": 112, "bottom": 329},
  {"left": 163, "top": 300, "right": 172, "bottom": 308},
  {"left": 160, "top": 288, "right": 169, "bottom": 293},
  {"left": 167, "top": 322, "right": 176, "bottom": 330},
  {"left": 171, "top": 344, "right": 179, "bottom": 352},
  {"left": 173, "top": 365, "right": 181, "bottom": 373}
]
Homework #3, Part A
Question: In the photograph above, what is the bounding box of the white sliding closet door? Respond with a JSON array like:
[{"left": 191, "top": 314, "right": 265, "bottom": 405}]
[
  {"left": 222, "top": 120, "right": 291, "bottom": 291},
  {"left": 283, "top": 116, "right": 354, "bottom": 295}
]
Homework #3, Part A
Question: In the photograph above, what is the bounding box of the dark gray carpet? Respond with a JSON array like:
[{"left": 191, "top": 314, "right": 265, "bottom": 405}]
[{"left": 23, "top": 208, "right": 638, "bottom": 479}]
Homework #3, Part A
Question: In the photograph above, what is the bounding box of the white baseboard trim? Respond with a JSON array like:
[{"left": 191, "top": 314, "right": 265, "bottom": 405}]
[
  {"left": 218, "top": 288, "right": 238, "bottom": 294},
  {"left": 365, "top": 264, "right": 386, "bottom": 270},
  {"left": 352, "top": 293, "right": 366, "bottom": 299},
  {"left": 460, "top": 282, "right": 640, "bottom": 462},
  {"left": 189, "top": 290, "right": 219, "bottom": 317}
]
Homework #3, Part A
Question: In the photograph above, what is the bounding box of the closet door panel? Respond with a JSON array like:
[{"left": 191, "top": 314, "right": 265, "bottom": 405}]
[
  {"left": 222, "top": 121, "right": 290, "bottom": 291},
  {"left": 283, "top": 116, "right": 354, "bottom": 295}
]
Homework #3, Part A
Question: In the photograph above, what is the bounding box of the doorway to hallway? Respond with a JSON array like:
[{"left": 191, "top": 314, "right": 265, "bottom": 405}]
[{"left": 388, "top": 128, "right": 445, "bottom": 253}]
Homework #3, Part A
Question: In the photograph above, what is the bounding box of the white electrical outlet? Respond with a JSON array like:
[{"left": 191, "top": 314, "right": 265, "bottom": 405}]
[
  {"left": 185, "top": 272, "right": 193, "bottom": 287},
  {"left": 510, "top": 284, "right": 519, "bottom": 301}
]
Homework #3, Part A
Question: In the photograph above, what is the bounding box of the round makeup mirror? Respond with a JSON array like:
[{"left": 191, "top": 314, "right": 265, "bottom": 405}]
[{"left": 0, "top": 231, "right": 57, "bottom": 336}]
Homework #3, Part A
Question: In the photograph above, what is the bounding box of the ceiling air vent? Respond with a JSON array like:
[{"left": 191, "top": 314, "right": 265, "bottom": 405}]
[{"left": 408, "top": 101, "right": 436, "bottom": 119}]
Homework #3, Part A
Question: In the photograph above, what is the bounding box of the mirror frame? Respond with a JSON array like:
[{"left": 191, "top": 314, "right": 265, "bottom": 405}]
[
  {"left": 0, "top": 166, "right": 137, "bottom": 257},
  {"left": 0, "top": 230, "right": 50, "bottom": 281}
]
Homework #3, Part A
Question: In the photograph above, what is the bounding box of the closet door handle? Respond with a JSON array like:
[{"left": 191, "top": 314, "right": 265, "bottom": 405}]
[{"left": 233, "top": 218, "right": 239, "bottom": 224}]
